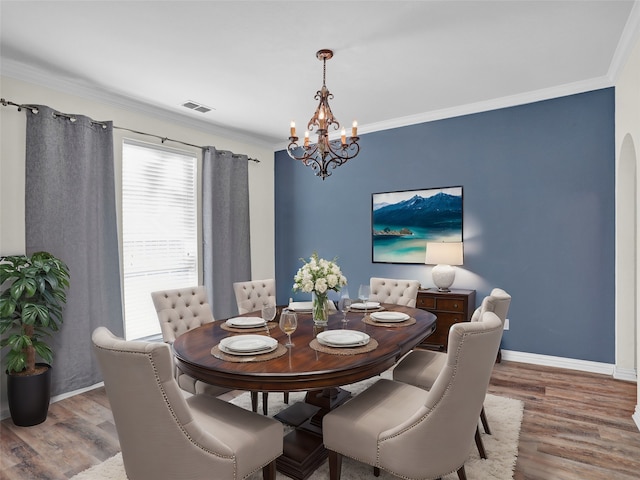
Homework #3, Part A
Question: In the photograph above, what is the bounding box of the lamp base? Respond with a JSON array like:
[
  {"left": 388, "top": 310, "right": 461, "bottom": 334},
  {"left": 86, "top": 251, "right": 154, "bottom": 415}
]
[{"left": 431, "top": 264, "right": 455, "bottom": 292}]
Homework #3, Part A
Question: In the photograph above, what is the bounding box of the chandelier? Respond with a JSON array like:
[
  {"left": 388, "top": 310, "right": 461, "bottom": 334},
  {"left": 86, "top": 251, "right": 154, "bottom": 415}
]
[{"left": 287, "top": 49, "right": 360, "bottom": 180}]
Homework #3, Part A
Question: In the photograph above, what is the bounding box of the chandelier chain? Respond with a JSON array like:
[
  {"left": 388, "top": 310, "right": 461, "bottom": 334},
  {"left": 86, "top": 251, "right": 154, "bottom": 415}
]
[{"left": 322, "top": 57, "right": 327, "bottom": 86}]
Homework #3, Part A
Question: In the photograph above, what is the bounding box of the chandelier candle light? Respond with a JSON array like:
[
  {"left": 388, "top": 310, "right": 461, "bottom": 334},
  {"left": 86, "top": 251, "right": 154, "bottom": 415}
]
[
  {"left": 287, "top": 49, "right": 360, "bottom": 180},
  {"left": 293, "top": 253, "right": 347, "bottom": 326}
]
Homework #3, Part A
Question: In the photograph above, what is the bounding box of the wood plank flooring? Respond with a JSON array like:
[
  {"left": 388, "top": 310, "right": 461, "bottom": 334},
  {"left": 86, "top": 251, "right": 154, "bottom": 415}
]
[{"left": 1, "top": 361, "right": 639, "bottom": 480}]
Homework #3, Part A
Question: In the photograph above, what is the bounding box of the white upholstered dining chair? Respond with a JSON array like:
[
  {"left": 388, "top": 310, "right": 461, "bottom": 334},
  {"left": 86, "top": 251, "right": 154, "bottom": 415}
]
[
  {"left": 233, "top": 279, "right": 277, "bottom": 315},
  {"left": 92, "top": 326, "right": 283, "bottom": 480},
  {"left": 323, "top": 311, "right": 504, "bottom": 480},
  {"left": 150, "top": 286, "right": 230, "bottom": 398},
  {"left": 369, "top": 277, "right": 421, "bottom": 307},
  {"left": 392, "top": 287, "right": 511, "bottom": 458},
  {"left": 232, "top": 278, "right": 289, "bottom": 413}
]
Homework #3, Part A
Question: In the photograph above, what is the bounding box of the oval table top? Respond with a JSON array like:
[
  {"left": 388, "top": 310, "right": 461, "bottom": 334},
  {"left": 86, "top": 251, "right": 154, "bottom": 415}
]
[{"left": 173, "top": 304, "right": 436, "bottom": 393}]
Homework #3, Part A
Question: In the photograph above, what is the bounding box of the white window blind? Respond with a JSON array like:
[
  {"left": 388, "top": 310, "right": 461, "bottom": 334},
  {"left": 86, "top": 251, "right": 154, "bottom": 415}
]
[{"left": 122, "top": 139, "right": 198, "bottom": 340}]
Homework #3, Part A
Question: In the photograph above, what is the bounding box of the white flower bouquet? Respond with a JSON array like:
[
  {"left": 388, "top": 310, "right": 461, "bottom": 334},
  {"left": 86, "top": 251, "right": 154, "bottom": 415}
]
[{"left": 293, "top": 253, "right": 347, "bottom": 323}]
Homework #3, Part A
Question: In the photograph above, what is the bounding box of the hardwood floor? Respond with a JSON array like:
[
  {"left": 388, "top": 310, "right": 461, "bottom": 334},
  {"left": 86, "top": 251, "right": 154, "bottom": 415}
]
[
  {"left": 1, "top": 361, "right": 638, "bottom": 480},
  {"left": 489, "top": 362, "right": 640, "bottom": 480}
]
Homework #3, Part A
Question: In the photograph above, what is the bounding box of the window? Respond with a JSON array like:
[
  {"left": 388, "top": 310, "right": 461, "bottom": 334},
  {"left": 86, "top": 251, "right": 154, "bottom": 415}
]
[{"left": 122, "top": 139, "right": 198, "bottom": 340}]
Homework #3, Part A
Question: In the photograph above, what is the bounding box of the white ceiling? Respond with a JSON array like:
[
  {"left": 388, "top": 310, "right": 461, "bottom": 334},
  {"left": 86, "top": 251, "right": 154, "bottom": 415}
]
[{"left": 2, "top": 1, "right": 639, "bottom": 149}]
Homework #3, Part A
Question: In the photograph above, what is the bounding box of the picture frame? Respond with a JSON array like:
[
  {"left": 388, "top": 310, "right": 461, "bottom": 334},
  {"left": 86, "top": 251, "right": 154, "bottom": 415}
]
[{"left": 372, "top": 186, "right": 463, "bottom": 264}]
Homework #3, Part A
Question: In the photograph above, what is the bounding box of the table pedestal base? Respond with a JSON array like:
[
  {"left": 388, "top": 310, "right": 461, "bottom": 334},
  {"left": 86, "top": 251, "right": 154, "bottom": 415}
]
[
  {"left": 277, "top": 429, "right": 326, "bottom": 480},
  {"left": 274, "top": 387, "right": 352, "bottom": 479}
]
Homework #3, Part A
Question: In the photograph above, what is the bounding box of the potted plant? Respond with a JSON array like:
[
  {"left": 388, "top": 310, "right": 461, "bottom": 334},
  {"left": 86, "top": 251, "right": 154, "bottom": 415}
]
[{"left": 0, "top": 252, "right": 70, "bottom": 426}]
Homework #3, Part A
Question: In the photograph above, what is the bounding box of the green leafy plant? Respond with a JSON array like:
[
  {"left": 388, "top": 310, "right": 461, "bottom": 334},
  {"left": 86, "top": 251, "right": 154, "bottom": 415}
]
[{"left": 0, "top": 252, "right": 70, "bottom": 375}]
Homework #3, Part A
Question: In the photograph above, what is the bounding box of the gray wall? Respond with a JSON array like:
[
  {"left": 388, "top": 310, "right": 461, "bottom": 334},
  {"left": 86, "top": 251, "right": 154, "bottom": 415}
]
[{"left": 274, "top": 88, "right": 615, "bottom": 363}]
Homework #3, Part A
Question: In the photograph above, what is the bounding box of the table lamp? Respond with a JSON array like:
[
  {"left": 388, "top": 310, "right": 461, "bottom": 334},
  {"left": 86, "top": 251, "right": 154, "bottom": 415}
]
[{"left": 425, "top": 241, "right": 464, "bottom": 292}]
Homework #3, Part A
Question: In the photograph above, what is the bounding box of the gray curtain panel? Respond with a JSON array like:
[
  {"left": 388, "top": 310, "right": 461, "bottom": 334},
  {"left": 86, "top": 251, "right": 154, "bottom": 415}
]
[
  {"left": 25, "top": 105, "right": 124, "bottom": 396},
  {"left": 202, "top": 147, "right": 251, "bottom": 319}
]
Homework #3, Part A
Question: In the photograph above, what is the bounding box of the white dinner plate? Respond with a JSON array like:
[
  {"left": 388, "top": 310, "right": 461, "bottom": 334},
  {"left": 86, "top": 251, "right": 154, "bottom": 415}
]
[
  {"left": 350, "top": 301, "right": 381, "bottom": 310},
  {"left": 225, "top": 316, "right": 266, "bottom": 328},
  {"left": 288, "top": 301, "right": 313, "bottom": 312},
  {"left": 316, "top": 330, "right": 370, "bottom": 348},
  {"left": 219, "top": 335, "right": 278, "bottom": 355},
  {"left": 370, "top": 311, "right": 410, "bottom": 323}
]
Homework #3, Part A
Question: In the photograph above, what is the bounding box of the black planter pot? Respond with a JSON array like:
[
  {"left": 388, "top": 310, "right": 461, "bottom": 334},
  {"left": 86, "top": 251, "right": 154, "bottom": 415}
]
[{"left": 7, "top": 363, "right": 52, "bottom": 427}]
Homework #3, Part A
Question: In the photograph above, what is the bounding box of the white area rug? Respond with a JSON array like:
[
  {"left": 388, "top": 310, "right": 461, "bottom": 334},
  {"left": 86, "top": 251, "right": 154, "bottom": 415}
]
[{"left": 71, "top": 373, "right": 523, "bottom": 480}]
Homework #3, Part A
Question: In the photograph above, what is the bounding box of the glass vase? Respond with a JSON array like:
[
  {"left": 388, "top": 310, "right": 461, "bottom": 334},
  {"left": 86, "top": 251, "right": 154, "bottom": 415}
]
[{"left": 312, "top": 292, "right": 329, "bottom": 326}]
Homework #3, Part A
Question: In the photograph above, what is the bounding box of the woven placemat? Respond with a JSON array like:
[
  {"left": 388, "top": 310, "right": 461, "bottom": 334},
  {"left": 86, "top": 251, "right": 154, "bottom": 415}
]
[
  {"left": 309, "top": 338, "right": 379, "bottom": 355},
  {"left": 362, "top": 316, "right": 416, "bottom": 328},
  {"left": 349, "top": 306, "right": 384, "bottom": 314},
  {"left": 211, "top": 343, "right": 288, "bottom": 362},
  {"left": 220, "top": 322, "right": 278, "bottom": 333}
]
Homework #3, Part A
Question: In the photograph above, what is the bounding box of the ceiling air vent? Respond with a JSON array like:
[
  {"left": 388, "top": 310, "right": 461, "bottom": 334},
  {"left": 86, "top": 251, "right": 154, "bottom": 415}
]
[{"left": 182, "top": 100, "right": 214, "bottom": 114}]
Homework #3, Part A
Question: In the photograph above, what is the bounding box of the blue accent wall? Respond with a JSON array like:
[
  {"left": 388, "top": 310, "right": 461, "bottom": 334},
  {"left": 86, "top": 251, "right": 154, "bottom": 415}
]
[{"left": 274, "top": 88, "right": 615, "bottom": 363}]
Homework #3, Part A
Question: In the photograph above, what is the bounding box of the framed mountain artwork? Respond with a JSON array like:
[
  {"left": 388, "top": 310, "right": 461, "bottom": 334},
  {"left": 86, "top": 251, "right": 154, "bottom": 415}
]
[{"left": 371, "top": 186, "right": 463, "bottom": 264}]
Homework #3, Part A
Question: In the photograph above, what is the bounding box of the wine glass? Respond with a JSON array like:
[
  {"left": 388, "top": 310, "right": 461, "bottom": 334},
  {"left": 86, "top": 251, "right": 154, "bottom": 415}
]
[
  {"left": 261, "top": 300, "right": 277, "bottom": 336},
  {"left": 358, "top": 284, "right": 370, "bottom": 317},
  {"left": 338, "top": 292, "right": 352, "bottom": 325},
  {"left": 279, "top": 309, "right": 297, "bottom": 347},
  {"left": 261, "top": 300, "right": 276, "bottom": 323}
]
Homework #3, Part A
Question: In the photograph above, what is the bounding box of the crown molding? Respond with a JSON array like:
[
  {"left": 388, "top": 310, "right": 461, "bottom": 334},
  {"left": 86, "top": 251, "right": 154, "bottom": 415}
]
[
  {"left": 359, "top": 76, "right": 614, "bottom": 137},
  {"left": 3, "top": 56, "right": 618, "bottom": 155},
  {"left": 0, "top": 58, "right": 277, "bottom": 149},
  {"left": 272, "top": 76, "right": 615, "bottom": 153},
  {"left": 608, "top": 0, "right": 640, "bottom": 82}
]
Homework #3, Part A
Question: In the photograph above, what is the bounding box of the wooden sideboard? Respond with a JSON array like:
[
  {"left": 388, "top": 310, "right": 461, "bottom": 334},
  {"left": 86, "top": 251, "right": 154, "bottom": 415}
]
[{"left": 416, "top": 288, "right": 476, "bottom": 351}]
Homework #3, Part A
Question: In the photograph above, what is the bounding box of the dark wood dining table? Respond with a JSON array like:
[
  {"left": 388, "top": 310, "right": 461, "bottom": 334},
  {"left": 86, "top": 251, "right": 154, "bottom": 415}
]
[{"left": 173, "top": 304, "right": 436, "bottom": 480}]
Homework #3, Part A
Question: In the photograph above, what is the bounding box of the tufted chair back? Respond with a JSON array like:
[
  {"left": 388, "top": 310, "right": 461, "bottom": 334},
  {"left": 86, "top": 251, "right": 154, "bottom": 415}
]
[
  {"left": 92, "top": 327, "right": 282, "bottom": 480},
  {"left": 233, "top": 279, "right": 276, "bottom": 315},
  {"left": 151, "top": 286, "right": 227, "bottom": 397},
  {"left": 151, "top": 286, "right": 214, "bottom": 344},
  {"left": 369, "top": 277, "right": 420, "bottom": 307}
]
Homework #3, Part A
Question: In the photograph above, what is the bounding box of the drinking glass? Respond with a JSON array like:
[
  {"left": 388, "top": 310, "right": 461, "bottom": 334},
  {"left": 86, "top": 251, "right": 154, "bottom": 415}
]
[
  {"left": 358, "top": 284, "right": 370, "bottom": 317},
  {"left": 261, "top": 301, "right": 277, "bottom": 323},
  {"left": 338, "top": 293, "right": 352, "bottom": 325},
  {"left": 279, "top": 310, "right": 297, "bottom": 347},
  {"left": 261, "top": 301, "right": 277, "bottom": 336}
]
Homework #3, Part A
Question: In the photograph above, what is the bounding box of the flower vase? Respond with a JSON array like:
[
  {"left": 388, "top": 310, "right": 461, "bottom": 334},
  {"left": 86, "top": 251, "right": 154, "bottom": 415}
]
[{"left": 312, "top": 292, "right": 329, "bottom": 326}]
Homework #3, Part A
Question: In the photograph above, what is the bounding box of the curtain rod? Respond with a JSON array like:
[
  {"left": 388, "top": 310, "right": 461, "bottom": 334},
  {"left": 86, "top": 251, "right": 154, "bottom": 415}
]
[{"left": 1, "top": 98, "right": 260, "bottom": 163}]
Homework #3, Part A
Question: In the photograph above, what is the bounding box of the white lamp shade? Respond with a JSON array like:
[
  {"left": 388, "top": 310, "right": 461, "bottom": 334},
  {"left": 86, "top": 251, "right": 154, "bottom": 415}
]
[{"left": 425, "top": 242, "right": 464, "bottom": 266}]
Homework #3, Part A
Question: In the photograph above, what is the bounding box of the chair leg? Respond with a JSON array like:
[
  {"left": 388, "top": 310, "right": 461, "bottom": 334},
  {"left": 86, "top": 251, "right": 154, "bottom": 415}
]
[
  {"left": 457, "top": 465, "right": 467, "bottom": 480},
  {"left": 480, "top": 405, "right": 491, "bottom": 434},
  {"left": 328, "top": 450, "right": 342, "bottom": 480},
  {"left": 251, "top": 392, "right": 258, "bottom": 412},
  {"left": 262, "top": 460, "right": 276, "bottom": 480},
  {"left": 284, "top": 391, "right": 289, "bottom": 404},
  {"left": 475, "top": 426, "right": 487, "bottom": 459},
  {"left": 262, "top": 391, "right": 269, "bottom": 415}
]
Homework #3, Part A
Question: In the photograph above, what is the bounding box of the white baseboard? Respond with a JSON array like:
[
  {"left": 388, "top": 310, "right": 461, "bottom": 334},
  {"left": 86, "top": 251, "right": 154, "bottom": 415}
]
[
  {"left": 613, "top": 366, "right": 638, "bottom": 382},
  {"left": 51, "top": 381, "right": 105, "bottom": 403},
  {"left": 634, "top": 405, "right": 640, "bottom": 432},
  {"left": 501, "top": 349, "right": 617, "bottom": 376}
]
